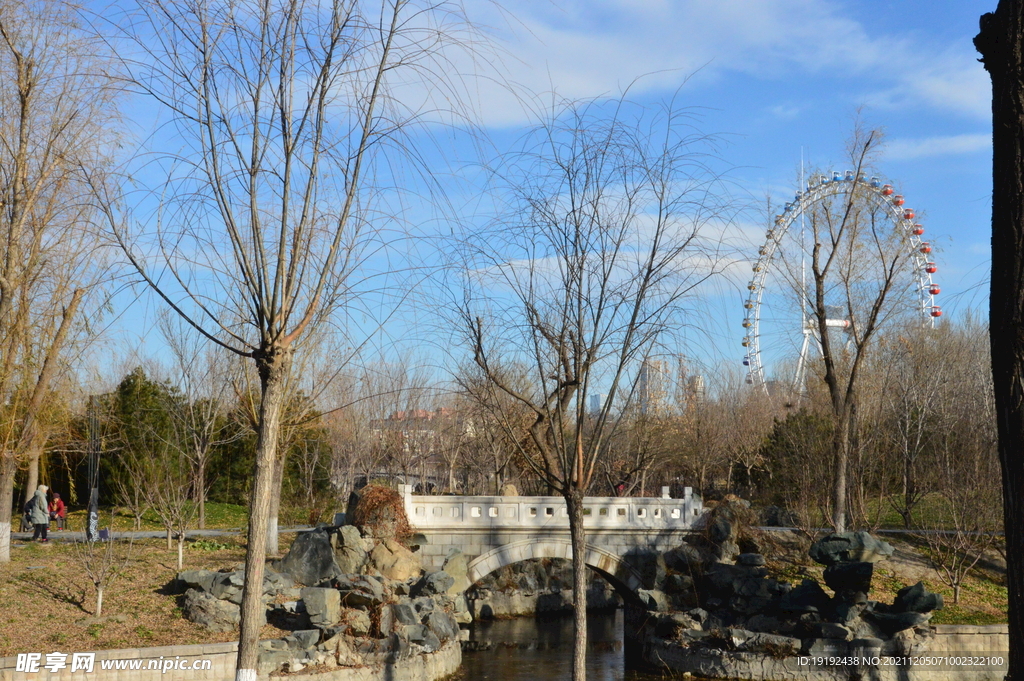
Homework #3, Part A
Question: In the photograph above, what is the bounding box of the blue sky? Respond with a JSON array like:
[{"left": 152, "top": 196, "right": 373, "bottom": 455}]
[{"left": 107, "top": 0, "right": 995, "bottom": 391}]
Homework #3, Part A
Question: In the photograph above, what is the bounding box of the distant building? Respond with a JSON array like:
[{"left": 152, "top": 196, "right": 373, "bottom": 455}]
[
  {"left": 588, "top": 393, "right": 606, "bottom": 415},
  {"left": 638, "top": 358, "right": 671, "bottom": 414}
]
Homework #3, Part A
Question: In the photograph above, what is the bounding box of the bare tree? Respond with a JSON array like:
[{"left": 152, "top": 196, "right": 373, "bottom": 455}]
[
  {"left": 70, "top": 514, "right": 135, "bottom": 617},
  {"left": 775, "top": 129, "right": 927, "bottom": 532},
  {"left": 142, "top": 443, "right": 198, "bottom": 570},
  {"left": 99, "top": 2, "right": 476, "bottom": 675},
  {"left": 455, "top": 95, "right": 729, "bottom": 681},
  {"left": 0, "top": 0, "right": 117, "bottom": 563},
  {"left": 159, "top": 314, "right": 239, "bottom": 529}
]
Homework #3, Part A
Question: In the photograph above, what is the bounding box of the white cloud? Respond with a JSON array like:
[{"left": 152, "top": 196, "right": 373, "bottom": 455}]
[
  {"left": 884, "top": 133, "right": 990, "bottom": 160},
  {"left": 451, "top": 0, "right": 988, "bottom": 127}
]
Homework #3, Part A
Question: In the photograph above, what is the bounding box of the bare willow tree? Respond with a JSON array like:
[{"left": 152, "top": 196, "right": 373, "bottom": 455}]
[
  {"left": 98, "top": 2, "right": 475, "bottom": 676},
  {"left": 774, "top": 128, "right": 927, "bottom": 532},
  {"left": 0, "top": 0, "right": 117, "bottom": 563},
  {"left": 455, "top": 95, "right": 729, "bottom": 681}
]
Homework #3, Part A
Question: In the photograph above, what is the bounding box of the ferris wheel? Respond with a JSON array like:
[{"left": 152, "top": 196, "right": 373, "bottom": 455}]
[{"left": 742, "top": 170, "right": 941, "bottom": 394}]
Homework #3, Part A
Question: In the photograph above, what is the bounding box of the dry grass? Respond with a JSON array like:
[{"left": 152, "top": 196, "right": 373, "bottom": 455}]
[{"left": 0, "top": 535, "right": 290, "bottom": 657}]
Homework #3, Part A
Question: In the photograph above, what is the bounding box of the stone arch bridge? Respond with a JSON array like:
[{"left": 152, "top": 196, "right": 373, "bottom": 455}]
[{"left": 398, "top": 484, "right": 704, "bottom": 599}]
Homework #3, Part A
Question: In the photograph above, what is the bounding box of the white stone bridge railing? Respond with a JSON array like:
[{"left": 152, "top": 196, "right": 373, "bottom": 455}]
[{"left": 399, "top": 485, "right": 703, "bottom": 533}]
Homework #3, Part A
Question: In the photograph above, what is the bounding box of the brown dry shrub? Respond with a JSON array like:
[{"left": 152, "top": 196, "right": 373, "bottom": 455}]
[{"left": 350, "top": 485, "right": 411, "bottom": 540}]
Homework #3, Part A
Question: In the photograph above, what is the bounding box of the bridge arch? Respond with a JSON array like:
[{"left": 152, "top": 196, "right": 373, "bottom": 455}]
[{"left": 465, "top": 538, "right": 646, "bottom": 603}]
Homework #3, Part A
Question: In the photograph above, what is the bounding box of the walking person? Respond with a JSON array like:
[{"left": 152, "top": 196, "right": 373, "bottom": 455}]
[{"left": 29, "top": 485, "right": 49, "bottom": 542}]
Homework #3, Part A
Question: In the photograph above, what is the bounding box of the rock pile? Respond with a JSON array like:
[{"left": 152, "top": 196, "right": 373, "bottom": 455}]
[
  {"left": 644, "top": 524, "right": 945, "bottom": 668},
  {"left": 174, "top": 521, "right": 472, "bottom": 675}
]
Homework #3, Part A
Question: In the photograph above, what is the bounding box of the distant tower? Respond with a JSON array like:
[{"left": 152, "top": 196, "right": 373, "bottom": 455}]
[
  {"left": 638, "top": 358, "right": 670, "bottom": 414},
  {"left": 588, "top": 393, "right": 606, "bottom": 415}
]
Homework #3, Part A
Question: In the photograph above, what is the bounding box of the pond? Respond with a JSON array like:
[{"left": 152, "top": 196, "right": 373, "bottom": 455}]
[{"left": 461, "top": 611, "right": 667, "bottom": 681}]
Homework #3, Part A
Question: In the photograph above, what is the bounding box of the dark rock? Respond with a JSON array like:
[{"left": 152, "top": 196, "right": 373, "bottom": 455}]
[
  {"left": 403, "top": 624, "right": 441, "bottom": 652},
  {"left": 663, "top": 544, "right": 703, "bottom": 572},
  {"left": 286, "top": 630, "right": 320, "bottom": 650},
  {"left": 336, "top": 574, "right": 385, "bottom": 608},
  {"left": 264, "top": 570, "right": 295, "bottom": 594},
  {"left": 779, "top": 579, "right": 831, "bottom": 614},
  {"left": 623, "top": 549, "right": 667, "bottom": 590},
  {"left": 209, "top": 571, "right": 246, "bottom": 603},
  {"left": 863, "top": 610, "right": 930, "bottom": 636},
  {"left": 391, "top": 602, "right": 419, "bottom": 626},
  {"left": 745, "top": 614, "right": 782, "bottom": 633},
  {"left": 177, "top": 569, "right": 218, "bottom": 593},
  {"left": 664, "top": 573, "right": 694, "bottom": 593},
  {"left": 831, "top": 600, "right": 866, "bottom": 625},
  {"left": 737, "top": 553, "right": 766, "bottom": 567},
  {"left": 654, "top": 612, "right": 698, "bottom": 639},
  {"left": 809, "top": 532, "right": 893, "bottom": 566},
  {"left": 425, "top": 610, "right": 459, "bottom": 643},
  {"left": 412, "top": 596, "right": 435, "bottom": 614},
  {"left": 688, "top": 606, "right": 712, "bottom": 622},
  {"left": 277, "top": 529, "right": 342, "bottom": 586},
  {"left": 182, "top": 588, "right": 241, "bottom": 632},
  {"left": 733, "top": 630, "right": 801, "bottom": 655},
  {"left": 823, "top": 561, "right": 873, "bottom": 595},
  {"left": 814, "top": 622, "right": 853, "bottom": 640},
  {"left": 709, "top": 515, "right": 734, "bottom": 545},
  {"left": 420, "top": 570, "right": 455, "bottom": 596},
  {"left": 893, "top": 582, "right": 944, "bottom": 614}
]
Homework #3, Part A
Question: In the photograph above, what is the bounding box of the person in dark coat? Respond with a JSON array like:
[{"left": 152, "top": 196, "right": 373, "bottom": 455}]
[{"left": 29, "top": 485, "right": 49, "bottom": 542}]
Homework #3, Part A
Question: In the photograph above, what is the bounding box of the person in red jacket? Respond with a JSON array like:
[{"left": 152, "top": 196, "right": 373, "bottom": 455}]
[{"left": 48, "top": 492, "right": 66, "bottom": 530}]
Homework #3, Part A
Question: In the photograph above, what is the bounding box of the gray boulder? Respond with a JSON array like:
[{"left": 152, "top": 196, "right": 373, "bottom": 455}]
[
  {"left": 420, "top": 571, "right": 455, "bottom": 596},
  {"left": 403, "top": 624, "right": 441, "bottom": 653},
  {"left": 336, "top": 574, "right": 385, "bottom": 608},
  {"left": 893, "top": 582, "right": 944, "bottom": 614},
  {"left": 301, "top": 587, "right": 341, "bottom": 628},
  {"left": 177, "top": 569, "right": 218, "bottom": 593},
  {"left": 663, "top": 544, "right": 703, "bottom": 572},
  {"left": 182, "top": 588, "right": 242, "bottom": 632},
  {"left": 425, "top": 611, "right": 459, "bottom": 643},
  {"left": 864, "top": 610, "right": 930, "bottom": 636},
  {"left": 390, "top": 602, "right": 419, "bottom": 626},
  {"left": 277, "top": 528, "right": 342, "bottom": 586},
  {"left": 334, "top": 525, "right": 367, "bottom": 574},
  {"left": 779, "top": 579, "right": 830, "bottom": 613},
  {"left": 210, "top": 571, "right": 246, "bottom": 604},
  {"left": 809, "top": 532, "right": 894, "bottom": 566}
]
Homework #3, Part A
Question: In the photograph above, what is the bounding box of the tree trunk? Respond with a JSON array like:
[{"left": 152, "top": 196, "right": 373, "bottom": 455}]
[
  {"left": 267, "top": 451, "right": 286, "bottom": 555},
  {"left": 976, "top": 6, "right": 1024, "bottom": 678},
  {"left": 22, "top": 448, "right": 39, "bottom": 509},
  {"left": 235, "top": 348, "right": 291, "bottom": 681},
  {"left": 566, "top": 489, "right": 587, "bottom": 681},
  {"left": 197, "top": 460, "right": 206, "bottom": 530},
  {"left": 95, "top": 586, "right": 104, "bottom": 618},
  {"left": 177, "top": 532, "right": 184, "bottom": 570},
  {"left": 832, "top": 409, "right": 851, "bottom": 533},
  {"left": 166, "top": 527, "right": 172, "bottom": 551},
  {"left": 0, "top": 454, "right": 17, "bottom": 563}
]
